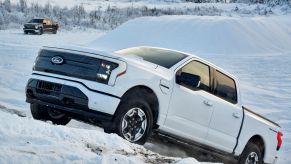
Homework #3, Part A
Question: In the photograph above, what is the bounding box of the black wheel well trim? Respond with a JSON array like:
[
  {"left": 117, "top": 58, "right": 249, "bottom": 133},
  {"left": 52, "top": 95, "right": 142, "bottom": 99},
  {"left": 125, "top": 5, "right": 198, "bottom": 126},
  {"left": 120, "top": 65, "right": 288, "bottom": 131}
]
[
  {"left": 244, "top": 134, "right": 266, "bottom": 160},
  {"left": 116, "top": 85, "right": 160, "bottom": 128}
]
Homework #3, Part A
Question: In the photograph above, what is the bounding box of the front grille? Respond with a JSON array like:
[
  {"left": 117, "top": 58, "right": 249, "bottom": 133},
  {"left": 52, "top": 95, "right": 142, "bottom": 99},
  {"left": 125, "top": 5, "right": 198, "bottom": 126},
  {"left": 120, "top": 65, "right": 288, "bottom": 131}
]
[
  {"left": 24, "top": 24, "right": 35, "bottom": 29},
  {"left": 36, "top": 81, "right": 62, "bottom": 97},
  {"left": 34, "top": 49, "right": 112, "bottom": 83}
]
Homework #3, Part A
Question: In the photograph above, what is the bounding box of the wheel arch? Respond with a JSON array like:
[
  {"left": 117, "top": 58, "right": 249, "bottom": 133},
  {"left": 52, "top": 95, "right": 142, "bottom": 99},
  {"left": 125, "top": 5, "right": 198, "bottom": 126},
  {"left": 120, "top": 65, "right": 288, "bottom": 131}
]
[
  {"left": 244, "top": 135, "right": 266, "bottom": 160},
  {"left": 117, "top": 85, "right": 160, "bottom": 128}
]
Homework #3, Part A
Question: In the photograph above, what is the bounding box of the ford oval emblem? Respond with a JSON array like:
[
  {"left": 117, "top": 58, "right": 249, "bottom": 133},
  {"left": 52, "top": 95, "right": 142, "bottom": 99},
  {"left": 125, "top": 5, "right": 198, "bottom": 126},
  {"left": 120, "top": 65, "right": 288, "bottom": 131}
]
[{"left": 51, "top": 56, "right": 64, "bottom": 64}]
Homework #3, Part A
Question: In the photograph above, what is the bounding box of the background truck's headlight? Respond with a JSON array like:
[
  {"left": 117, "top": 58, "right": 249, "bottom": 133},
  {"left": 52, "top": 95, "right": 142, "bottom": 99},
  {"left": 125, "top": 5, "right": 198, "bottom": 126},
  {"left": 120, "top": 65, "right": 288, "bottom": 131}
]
[
  {"left": 35, "top": 26, "right": 38, "bottom": 29},
  {"left": 96, "top": 60, "right": 118, "bottom": 84}
]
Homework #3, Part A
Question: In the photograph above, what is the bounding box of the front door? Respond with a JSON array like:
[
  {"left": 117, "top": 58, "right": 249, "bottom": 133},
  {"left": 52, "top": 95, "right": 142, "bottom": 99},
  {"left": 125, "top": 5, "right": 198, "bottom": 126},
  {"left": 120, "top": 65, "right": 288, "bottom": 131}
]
[{"left": 164, "top": 60, "right": 215, "bottom": 144}]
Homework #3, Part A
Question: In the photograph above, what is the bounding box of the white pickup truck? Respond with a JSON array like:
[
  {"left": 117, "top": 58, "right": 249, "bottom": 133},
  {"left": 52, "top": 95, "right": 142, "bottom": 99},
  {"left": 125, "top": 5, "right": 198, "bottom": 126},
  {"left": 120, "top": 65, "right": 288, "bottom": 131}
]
[{"left": 26, "top": 46, "right": 282, "bottom": 164}]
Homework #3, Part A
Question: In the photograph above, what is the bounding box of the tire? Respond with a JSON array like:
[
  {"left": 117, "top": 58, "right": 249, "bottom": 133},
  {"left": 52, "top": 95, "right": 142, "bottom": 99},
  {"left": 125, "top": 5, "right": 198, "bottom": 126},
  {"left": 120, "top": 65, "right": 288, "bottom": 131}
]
[
  {"left": 31, "top": 104, "right": 49, "bottom": 121},
  {"left": 38, "top": 28, "right": 43, "bottom": 35},
  {"left": 112, "top": 98, "right": 153, "bottom": 145},
  {"left": 30, "top": 104, "right": 71, "bottom": 125},
  {"left": 52, "top": 28, "right": 57, "bottom": 34},
  {"left": 47, "top": 108, "right": 71, "bottom": 125},
  {"left": 239, "top": 142, "right": 263, "bottom": 164},
  {"left": 24, "top": 31, "right": 28, "bottom": 34}
]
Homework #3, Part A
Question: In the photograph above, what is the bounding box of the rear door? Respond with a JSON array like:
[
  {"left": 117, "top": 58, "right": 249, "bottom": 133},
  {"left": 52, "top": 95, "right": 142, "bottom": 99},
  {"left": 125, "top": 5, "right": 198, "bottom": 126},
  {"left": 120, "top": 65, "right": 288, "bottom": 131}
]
[
  {"left": 205, "top": 70, "right": 243, "bottom": 153},
  {"left": 164, "top": 60, "right": 216, "bottom": 144}
]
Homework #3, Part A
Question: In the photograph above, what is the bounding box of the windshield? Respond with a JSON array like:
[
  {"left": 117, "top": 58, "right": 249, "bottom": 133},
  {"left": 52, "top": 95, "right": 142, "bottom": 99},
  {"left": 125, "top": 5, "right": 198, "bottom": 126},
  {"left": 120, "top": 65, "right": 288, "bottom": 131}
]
[
  {"left": 116, "top": 47, "right": 187, "bottom": 69},
  {"left": 29, "top": 19, "right": 43, "bottom": 23}
]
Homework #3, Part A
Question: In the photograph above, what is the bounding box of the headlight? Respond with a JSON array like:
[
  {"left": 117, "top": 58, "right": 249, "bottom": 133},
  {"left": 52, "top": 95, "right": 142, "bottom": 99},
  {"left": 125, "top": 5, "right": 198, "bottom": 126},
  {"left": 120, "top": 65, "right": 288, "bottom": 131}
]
[
  {"left": 35, "top": 26, "right": 39, "bottom": 29},
  {"left": 96, "top": 60, "right": 118, "bottom": 84}
]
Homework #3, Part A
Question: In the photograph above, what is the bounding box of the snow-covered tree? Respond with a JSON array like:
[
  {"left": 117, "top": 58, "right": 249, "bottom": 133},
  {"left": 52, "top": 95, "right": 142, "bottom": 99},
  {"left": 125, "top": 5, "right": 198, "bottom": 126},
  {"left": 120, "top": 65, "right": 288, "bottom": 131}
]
[
  {"left": 18, "top": 0, "right": 27, "bottom": 12},
  {"left": 71, "top": 5, "right": 85, "bottom": 25},
  {"left": 3, "top": 0, "right": 11, "bottom": 12},
  {"left": 0, "top": 13, "right": 4, "bottom": 29},
  {"left": 43, "top": 1, "right": 52, "bottom": 16}
]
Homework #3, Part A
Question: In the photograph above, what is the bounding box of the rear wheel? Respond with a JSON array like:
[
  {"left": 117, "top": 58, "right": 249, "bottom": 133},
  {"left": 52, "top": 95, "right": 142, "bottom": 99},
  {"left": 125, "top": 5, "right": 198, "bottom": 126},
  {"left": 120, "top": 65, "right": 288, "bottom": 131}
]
[
  {"left": 112, "top": 98, "right": 153, "bottom": 145},
  {"left": 239, "top": 142, "right": 263, "bottom": 164},
  {"left": 30, "top": 104, "right": 71, "bottom": 125},
  {"left": 52, "top": 28, "right": 57, "bottom": 34}
]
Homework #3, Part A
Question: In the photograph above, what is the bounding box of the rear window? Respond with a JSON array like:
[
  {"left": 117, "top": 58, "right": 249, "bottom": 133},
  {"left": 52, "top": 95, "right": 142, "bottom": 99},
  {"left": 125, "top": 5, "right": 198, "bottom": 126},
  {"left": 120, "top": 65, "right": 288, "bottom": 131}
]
[
  {"left": 214, "top": 71, "right": 237, "bottom": 104},
  {"left": 116, "top": 47, "right": 187, "bottom": 69}
]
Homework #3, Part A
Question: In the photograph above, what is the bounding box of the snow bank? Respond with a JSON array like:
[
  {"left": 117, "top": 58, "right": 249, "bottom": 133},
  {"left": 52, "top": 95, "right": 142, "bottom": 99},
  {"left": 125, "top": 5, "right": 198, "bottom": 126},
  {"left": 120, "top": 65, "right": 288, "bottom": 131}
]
[
  {"left": 0, "top": 109, "right": 204, "bottom": 164},
  {"left": 89, "top": 15, "right": 291, "bottom": 55}
]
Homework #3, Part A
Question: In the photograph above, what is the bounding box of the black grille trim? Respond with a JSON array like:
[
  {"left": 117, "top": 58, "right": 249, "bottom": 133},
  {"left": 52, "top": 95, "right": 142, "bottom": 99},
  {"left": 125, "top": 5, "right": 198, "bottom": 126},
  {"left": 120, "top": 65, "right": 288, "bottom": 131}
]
[{"left": 34, "top": 49, "right": 118, "bottom": 84}]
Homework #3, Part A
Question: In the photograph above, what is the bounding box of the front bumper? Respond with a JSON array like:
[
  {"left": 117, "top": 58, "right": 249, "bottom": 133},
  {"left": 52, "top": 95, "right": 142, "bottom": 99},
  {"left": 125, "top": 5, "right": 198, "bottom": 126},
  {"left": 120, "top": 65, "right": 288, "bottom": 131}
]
[
  {"left": 26, "top": 79, "right": 113, "bottom": 126},
  {"left": 23, "top": 28, "right": 39, "bottom": 33}
]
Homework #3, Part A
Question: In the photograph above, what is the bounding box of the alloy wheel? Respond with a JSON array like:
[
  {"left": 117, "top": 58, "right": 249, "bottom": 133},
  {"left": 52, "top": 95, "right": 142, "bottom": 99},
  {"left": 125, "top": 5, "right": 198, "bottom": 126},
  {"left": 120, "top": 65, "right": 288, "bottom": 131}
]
[
  {"left": 245, "top": 152, "right": 259, "bottom": 164},
  {"left": 121, "top": 107, "right": 147, "bottom": 142}
]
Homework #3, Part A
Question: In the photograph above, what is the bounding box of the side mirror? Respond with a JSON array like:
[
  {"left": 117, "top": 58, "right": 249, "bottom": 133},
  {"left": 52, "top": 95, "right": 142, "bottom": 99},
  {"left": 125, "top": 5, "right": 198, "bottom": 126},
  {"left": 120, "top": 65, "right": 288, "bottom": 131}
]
[{"left": 176, "top": 72, "right": 201, "bottom": 88}]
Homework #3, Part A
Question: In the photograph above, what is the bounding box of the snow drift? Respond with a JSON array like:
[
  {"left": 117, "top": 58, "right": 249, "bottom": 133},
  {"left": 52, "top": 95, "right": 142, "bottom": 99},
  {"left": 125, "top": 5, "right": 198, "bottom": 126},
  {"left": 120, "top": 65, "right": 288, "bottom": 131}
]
[
  {"left": 89, "top": 16, "right": 291, "bottom": 55},
  {"left": 0, "top": 109, "right": 204, "bottom": 164}
]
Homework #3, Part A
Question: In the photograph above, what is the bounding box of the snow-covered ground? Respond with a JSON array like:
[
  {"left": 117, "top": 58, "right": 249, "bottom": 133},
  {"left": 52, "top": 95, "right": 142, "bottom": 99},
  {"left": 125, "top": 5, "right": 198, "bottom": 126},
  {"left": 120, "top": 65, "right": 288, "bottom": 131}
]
[
  {"left": 0, "top": 15, "right": 291, "bottom": 163},
  {"left": 0, "top": 105, "right": 207, "bottom": 164}
]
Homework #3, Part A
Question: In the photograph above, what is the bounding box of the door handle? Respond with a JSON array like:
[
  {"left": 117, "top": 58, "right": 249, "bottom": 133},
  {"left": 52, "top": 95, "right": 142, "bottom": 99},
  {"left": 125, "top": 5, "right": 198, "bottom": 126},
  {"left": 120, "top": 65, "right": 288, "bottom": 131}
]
[
  {"left": 203, "top": 100, "right": 213, "bottom": 107},
  {"left": 232, "top": 113, "right": 241, "bottom": 119}
]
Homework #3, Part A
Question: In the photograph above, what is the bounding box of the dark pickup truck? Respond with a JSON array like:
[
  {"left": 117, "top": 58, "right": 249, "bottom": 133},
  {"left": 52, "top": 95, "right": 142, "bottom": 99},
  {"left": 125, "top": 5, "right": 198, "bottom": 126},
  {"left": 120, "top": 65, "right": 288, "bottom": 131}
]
[{"left": 23, "top": 18, "right": 59, "bottom": 35}]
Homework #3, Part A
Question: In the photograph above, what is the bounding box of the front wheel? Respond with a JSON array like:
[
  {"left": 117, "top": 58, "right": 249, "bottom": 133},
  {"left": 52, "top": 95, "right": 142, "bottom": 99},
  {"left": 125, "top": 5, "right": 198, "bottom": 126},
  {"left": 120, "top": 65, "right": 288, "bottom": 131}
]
[
  {"left": 47, "top": 108, "right": 71, "bottom": 125},
  {"left": 30, "top": 104, "right": 49, "bottom": 121},
  {"left": 38, "top": 28, "right": 43, "bottom": 35},
  {"left": 239, "top": 143, "right": 263, "bottom": 164},
  {"left": 30, "top": 104, "right": 71, "bottom": 125},
  {"left": 112, "top": 99, "right": 153, "bottom": 145}
]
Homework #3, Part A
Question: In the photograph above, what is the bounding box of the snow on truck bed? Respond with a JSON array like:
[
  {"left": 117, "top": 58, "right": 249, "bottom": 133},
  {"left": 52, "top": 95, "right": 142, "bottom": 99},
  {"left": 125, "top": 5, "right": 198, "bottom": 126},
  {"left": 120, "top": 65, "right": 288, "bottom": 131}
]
[{"left": 0, "top": 15, "right": 291, "bottom": 163}]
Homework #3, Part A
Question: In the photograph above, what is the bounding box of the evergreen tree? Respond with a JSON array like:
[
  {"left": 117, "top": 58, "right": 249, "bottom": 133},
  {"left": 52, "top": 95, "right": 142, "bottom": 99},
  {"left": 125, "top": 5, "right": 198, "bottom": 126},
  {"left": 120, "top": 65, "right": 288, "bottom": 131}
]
[
  {"left": 18, "top": 0, "right": 27, "bottom": 12},
  {"left": 4, "top": 0, "right": 11, "bottom": 12}
]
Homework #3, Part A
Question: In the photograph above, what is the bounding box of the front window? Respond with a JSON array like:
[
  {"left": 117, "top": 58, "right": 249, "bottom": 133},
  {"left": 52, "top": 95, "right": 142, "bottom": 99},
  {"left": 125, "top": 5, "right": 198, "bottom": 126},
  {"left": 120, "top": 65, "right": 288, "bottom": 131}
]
[
  {"left": 177, "top": 60, "right": 211, "bottom": 92},
  {"left": 116, "top": 47, "right": 187, "bottom": 69},
  {"left": 29, "top": 19, "right": 43, "bottom": 23}
]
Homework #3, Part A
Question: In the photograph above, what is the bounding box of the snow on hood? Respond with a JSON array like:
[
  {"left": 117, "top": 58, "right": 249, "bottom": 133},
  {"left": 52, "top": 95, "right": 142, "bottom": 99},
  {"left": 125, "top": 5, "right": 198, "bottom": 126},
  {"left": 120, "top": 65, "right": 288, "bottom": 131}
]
[{"left": 87, "top": 15, "right": 291, "bottom": 55}]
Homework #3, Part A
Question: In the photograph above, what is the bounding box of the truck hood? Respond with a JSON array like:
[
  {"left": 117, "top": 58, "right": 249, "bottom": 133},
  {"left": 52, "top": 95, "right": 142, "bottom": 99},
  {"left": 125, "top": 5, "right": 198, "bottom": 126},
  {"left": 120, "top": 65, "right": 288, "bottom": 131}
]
[
  {"left": 42, "top": 45, "right": 173, "bottom": 80},
  {"left": 119, "top": 55, "right": 173, "bottom": 80},
  {"left": 24, "top": 23, "right": 41, "bottom": 26}
]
